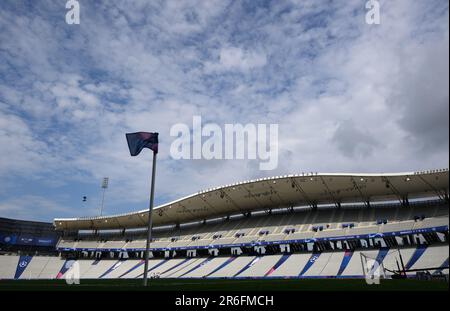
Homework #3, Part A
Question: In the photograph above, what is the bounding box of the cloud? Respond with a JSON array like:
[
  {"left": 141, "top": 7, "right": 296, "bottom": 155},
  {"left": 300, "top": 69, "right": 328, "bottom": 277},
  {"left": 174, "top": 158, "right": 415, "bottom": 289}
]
[
  {"left": 332, "top": 120, "right": 381, "bottom": 158},
  {"left": 0, "top": 111, "right": 49, "bottom": 176},
  {"left": 393, "top": 32, "right": 449, "bottom": 154},
  {"left": 205, "top": 47, "right": 268, "bottom": 72},
  {"left": 0, "top": 0, "right": 448, "bottom": 221}
]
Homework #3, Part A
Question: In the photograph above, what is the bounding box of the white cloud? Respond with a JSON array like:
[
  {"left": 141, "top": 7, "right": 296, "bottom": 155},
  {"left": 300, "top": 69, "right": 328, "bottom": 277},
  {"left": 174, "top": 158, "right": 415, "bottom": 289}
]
[
  {"left": 205, "top": 47, "right": 268, "bottom": 72},
  {"left": 0, "top": 0, "right": 447, "bottom": 221}
]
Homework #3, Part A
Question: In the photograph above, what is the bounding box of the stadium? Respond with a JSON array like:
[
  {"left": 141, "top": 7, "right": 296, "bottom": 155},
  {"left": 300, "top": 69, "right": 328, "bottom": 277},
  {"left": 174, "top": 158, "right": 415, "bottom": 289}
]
[
  {"left": 1, "top": 169, "right": 448, "bottom": 291},
  {"left": 1, "top": 0, "right": 449, "bottom": 299}
]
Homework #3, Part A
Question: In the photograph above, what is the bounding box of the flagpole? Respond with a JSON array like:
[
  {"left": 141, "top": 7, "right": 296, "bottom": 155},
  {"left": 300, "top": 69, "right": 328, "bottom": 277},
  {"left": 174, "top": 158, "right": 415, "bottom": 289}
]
[{"left": 143, "top": 151, "right": 157, "bottom": 286}]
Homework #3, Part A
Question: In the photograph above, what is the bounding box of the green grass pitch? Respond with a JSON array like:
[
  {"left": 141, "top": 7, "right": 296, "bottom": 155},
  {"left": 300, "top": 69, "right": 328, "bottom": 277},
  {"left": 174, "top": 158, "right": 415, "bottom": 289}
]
[{"left": 0, "top": 278, "right": 448, "bottom": 291}]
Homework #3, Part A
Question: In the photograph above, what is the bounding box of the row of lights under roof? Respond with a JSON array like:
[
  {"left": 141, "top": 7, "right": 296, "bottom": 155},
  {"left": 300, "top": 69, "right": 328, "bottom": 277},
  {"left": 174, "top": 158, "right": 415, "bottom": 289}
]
[
  {"left": 57, "top": 217, "right": 111, "bottom": 226},
  {"left": 198, "top": 173, "right": 394, "bottom": 194},
  {"left": 357, "top": 176, "right": 413, "bottom": 182},
  {"left": 60, "top": 209, "right": 144, "bottom": 223},
  {"left": 198, "top": 172, "right": 320, "bottom": 194},
  {"left": 414, "top": 168, "right": 448, "bottom": 175},
  {"left": 198, "top": 174, "right": 418, "bottom": 195}
]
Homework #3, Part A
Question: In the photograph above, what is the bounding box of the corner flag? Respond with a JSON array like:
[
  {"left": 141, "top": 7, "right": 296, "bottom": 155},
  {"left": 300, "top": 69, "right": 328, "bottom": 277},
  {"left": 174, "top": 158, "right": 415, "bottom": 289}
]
[
  {"left": 126, "top": 131, "right": 159, "bottom": 287},
  {"left": 126, "top": 132, "right": 158, "bottom": 156}
]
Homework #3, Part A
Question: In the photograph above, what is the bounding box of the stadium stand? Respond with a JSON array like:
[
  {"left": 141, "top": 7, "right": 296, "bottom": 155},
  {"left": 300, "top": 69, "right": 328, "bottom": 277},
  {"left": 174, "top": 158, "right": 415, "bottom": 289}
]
[
  {"left": 0, "top": 217, "right": 61, "bottom": 254},
  {"left": 54, "top": 201, "right": 448, "bottom": 252},
  {"left": 0, "top": 170, "right": 448, "bottom": 281},
  {"left": 0, "top": 255, "right": 18, "bottom": 279},
  {"left": 2, "top": 244, "right": 447, "bottom": 280}
]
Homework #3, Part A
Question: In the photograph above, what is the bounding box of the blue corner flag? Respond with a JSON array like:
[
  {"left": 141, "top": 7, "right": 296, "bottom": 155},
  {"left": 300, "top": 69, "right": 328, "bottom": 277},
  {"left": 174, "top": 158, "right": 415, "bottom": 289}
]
[
  {"left": 126, "top": 132, "right": 159, "bottom": 156},
  {"left": 126, "top": 132, "right": 159, "bottom": 286}
]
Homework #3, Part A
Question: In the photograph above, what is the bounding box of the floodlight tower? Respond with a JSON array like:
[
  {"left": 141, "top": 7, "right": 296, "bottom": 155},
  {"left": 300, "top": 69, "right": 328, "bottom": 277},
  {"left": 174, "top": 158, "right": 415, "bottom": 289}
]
[{"left": 100, "top": 177, "right": 109, "bottom": 216}]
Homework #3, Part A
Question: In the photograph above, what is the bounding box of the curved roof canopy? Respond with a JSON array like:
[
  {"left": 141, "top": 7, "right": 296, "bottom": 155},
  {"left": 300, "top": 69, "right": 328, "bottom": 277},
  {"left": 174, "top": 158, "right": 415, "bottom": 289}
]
[{"left": 54, "top": 169, "right": 449, "bottom": 231}]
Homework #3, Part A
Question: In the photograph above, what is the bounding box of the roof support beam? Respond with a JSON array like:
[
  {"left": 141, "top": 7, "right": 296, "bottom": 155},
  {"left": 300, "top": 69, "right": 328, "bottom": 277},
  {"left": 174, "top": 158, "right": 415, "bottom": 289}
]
[
  {"left": 240, "top": 184, "right": 266, "bottom": 210},
  {"left": 290, "top": 178, "right": 314, "bottom": 208},
  {"left": 416, "top": 175, "right": 447, "bottom": 201},
  {"left": 350, "top": 177, "right": 370, "bottom": 208},
  {"left": 319, "top": 176, "right": 340, "bottom": 208},
  {"left": 177, "top": 202, "right": 196, "bottom": 220},
  {"left": 381, "top": 177, "right": 403, "bottom": 205},
  {"left": 198, "top": 194, "right": 220, "bottom": 215},
  {"left": 219, "top": 189, "right": 244, "bottom": 214},
  {"left": 266, "top": 181, "right": 288, "bottom": 208},
  {"left": 402, "top": 196, "right": 409, "bottom": 207}
]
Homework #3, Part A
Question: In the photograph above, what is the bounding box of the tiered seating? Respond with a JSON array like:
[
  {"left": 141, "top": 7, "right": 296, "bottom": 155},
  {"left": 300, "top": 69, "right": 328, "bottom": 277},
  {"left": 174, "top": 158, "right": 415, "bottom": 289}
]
[
  {"left": 56, "top": 203, "right": 448, "bottom": 251},
  {"left": 413, "top": 217, "right": 448, "bottom": 229},
  {"left": 18, "top": 256, "right": 51, "bottom": 279},
  {"left": 57, "top": 239, "right": 78, "bottom": 248},
  {"left": 76, "top": 240, "right": 99, "bottom": 249},
  {"left": 379, "top": 221, "right": 415, "bottom": 233},
  {"left": 99, "top": 240, "right": 127, "bottom": 249},
  {"left": 1, "top": 244, "right": 448, "bottom": 280},
  {"left": 38, "top": 257, "right": 65, "bottom": 279},
  {"left": 125, "top": 239, "right": 146, "bottom": 249},
  {"left": 0, "top": 255, "right": 18, "bottom": 279},
  {"left": 150, "top": 239, "right": 171, "bottom": 249},
  {"left": 208, "top": 256, "right": 256, "bottom": 278},
  {"left": 238, "top": 255, "right": 283, "bottom": 277},
  {"left": 408, "top": 245, "right": 449, "bottom": 274}
]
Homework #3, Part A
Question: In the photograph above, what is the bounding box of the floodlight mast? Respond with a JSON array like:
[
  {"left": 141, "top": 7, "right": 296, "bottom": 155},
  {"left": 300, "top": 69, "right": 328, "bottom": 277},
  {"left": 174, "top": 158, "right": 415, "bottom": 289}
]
[{"left": 100, "top": 177, "right": 109, "bottom": 216}]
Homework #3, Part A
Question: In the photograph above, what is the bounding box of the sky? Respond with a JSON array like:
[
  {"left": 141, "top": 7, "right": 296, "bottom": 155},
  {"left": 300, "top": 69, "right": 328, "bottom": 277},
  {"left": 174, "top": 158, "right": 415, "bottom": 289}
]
[{"left": 0, "top": 0, "right": 448, "bottom": 222}]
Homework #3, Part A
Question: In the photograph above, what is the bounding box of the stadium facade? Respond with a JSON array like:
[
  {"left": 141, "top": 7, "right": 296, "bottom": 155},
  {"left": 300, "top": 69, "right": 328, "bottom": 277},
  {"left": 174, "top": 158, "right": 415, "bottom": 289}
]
[{"left": 0, "top": 169, "right": 448, "bottom": 281}]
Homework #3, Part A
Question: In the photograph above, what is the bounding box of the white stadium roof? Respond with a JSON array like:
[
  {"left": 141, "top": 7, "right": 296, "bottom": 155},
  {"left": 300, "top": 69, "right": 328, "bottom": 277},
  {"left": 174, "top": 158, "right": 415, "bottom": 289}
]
[{"left": 54, "top": 169, "right": 449, "bottom": 231}]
